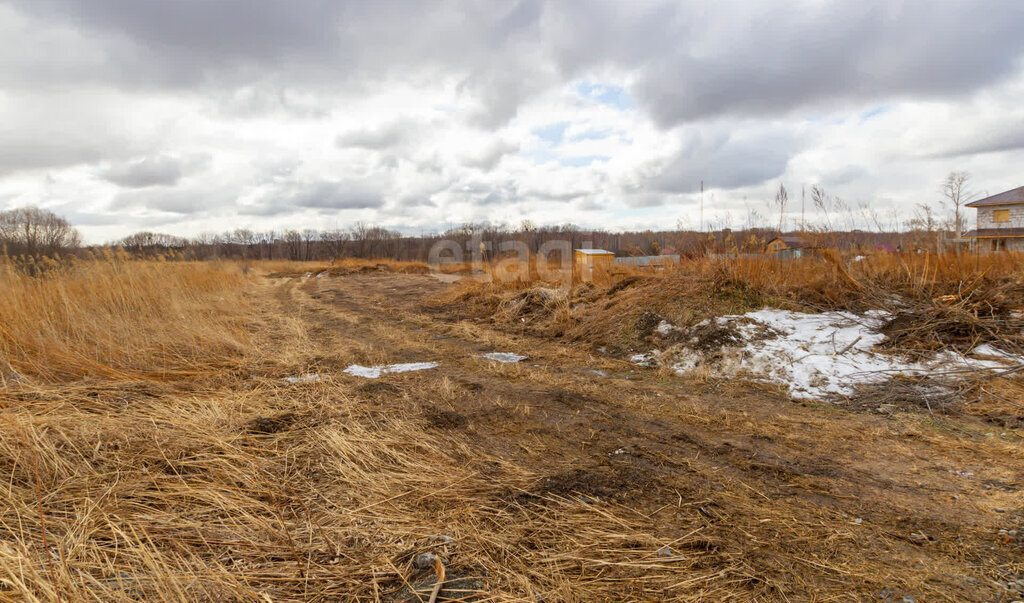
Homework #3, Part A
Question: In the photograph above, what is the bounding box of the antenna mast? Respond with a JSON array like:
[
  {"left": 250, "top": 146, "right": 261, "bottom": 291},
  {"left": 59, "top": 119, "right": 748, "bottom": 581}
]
[{"left": 801, "top": 184, "right": 805, "bottom": 231}]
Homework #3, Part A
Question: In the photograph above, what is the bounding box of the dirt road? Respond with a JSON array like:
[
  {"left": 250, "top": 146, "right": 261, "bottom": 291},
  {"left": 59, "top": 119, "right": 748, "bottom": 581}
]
[{"left": 259, "top": 271, "right": 1022, "bottom": 600}]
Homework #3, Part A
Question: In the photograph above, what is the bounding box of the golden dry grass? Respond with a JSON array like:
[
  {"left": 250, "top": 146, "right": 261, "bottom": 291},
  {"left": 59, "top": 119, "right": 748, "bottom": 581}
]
[
  {"left": 440, "top": 251, "right": 1024, "bottom": 348},
  {"left": 1, "top": 257, "right": 1021, "bottom": 601},
  {"left": 0, "top": 253, "right": 252, "bottom": 383}
]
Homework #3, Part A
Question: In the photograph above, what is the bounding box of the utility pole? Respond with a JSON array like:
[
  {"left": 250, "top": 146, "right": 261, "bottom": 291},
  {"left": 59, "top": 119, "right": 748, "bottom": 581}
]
[
  {"left": 700, "top": 180, "right": 704, "bottom": 232},
  {"left": 801, "top": 184, "right": 805, "bottom": 232}
]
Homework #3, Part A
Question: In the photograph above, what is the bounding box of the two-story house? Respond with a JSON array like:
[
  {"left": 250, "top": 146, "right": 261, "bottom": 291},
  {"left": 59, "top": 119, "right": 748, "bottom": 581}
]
[{"left": 963, "top": 185, "right": 1024, "bottom": 252}]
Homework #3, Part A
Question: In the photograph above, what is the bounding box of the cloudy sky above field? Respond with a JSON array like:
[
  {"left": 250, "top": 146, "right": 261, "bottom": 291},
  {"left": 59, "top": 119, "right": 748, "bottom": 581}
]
[{"left": 2, "top": 0, "right": 1024, "bottom": 242}]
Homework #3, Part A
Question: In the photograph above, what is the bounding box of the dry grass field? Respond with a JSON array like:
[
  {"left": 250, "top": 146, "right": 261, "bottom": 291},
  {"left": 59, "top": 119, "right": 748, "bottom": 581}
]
[{"left": 0, "top": 255, "right": 1022, "bottom": 601}]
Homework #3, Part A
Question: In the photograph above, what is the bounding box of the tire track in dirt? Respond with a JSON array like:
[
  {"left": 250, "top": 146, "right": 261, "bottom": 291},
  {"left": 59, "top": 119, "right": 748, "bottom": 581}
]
[
  {"left": 289, "top": 274, "right": 945, "bottom": 502},
  {"left": 263, "top": 271, "right": 1022, "bottom": 599}
]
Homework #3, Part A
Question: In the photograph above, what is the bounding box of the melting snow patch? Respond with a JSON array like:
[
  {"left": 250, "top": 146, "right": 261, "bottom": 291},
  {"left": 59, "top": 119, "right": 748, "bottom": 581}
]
[
  {"left": 316, "top": 271, "right": 328, "bottom": 278},
  {"left": 302, "top": 272, "right": 313, "bottom": 278},
  {"left": 477, "top": 352, "right": 528, "bottom": 363},
  {"left": 971, "top": 344, "right": 1022, "bottom": 361},
  {"left": 651, "top": 308, "right": 1010, "bottom": 400},
  {"left": 283, "top": 373, "right": 321, "bottom": 384},
  {"left": 343, "top": 362, "right": 439, "bottom": 379}
]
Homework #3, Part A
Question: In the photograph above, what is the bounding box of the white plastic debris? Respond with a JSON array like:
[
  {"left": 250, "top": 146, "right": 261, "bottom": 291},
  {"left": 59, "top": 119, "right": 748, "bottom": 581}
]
[
  {"left": 655, "top": 320, "right": 682, "bottom": 336},
  {"left": 283, "top": 373, "right": 321, "bottom": 384},
  {"left": 630, "top": 353, "right": 655, "bottom": 366},
  {"left": 343, "top": 362, "right": 439, "bottom": 379},
  {"left": 476, "top": 352, "right": 528, "bottom": 363}
]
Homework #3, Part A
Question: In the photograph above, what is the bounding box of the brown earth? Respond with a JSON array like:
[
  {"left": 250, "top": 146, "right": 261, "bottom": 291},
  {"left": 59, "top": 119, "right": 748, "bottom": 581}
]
[{"left": 265, "top": 271, "right": 1022, "bottom": 600}]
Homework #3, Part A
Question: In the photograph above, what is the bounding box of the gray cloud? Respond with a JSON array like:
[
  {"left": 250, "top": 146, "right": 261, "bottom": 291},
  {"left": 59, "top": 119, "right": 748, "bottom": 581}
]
[
  {"left": 651, "top": 128, "right": 798, "bottom": 194},
  {"left": 7, "top": 1, "right": 1024, "bottom": 126},
  {"left": 283, "top": 178, "right": 387, "bottom": 210},
  {"left": 336, "top": 121, "right": 413, "bottom": 150},
  {"left": 100, "top": 155, "right": 195, "bottom": 188},
  {"left": 460, "top": 139, "right": 520, "bottom": 171},
  {"left": 3, "top": 0, "right": 1024, "bottom": 240},
  {"left": 109, "top": 186, "right": 229, "bottom": 215},
  {"left": 927, "top": 128, "right": 1024, "bottom": 159},
  {"left": 0, "top": 139, "right": 108, "bottom": 176},
  {"left": 585, "top": 2, "right": 1024, "bottom": 125}
]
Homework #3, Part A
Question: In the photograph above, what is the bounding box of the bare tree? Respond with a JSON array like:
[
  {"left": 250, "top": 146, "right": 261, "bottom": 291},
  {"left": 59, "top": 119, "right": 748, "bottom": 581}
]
[
  {"left": 941, "top": 171, "right": 976, "bottom": 242},
  {"left": 908, "top": 203, "right": 941, "bottom": 252},
  {"left": 301, "top": 229, "right": 318, "bottom": 261},
  {"left": 319, "top": 229, "right": 349, "bottom": 260},
  {"left": 283, "top": 230, "right": 303, "bottom": 260},
  {"left": 0, "top": 206, "right": 82, "bottom": 257}
]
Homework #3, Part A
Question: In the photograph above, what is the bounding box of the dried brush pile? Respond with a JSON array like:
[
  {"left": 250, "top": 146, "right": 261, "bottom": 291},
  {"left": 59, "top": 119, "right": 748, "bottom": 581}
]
[{"left": 444, "top": 251, "right": 1024, "bottom": 359}]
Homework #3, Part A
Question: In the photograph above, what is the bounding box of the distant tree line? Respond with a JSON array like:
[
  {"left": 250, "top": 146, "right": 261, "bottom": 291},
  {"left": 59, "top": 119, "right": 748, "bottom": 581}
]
[
  {"left": 0, "top": 207, "right": 81, "bottom": 258},
  {"left": 1, "top": 172, "right": 977, "bottom": 267},
  {"left": 109, "top": 222, "right": 943, "bottom": 262}
]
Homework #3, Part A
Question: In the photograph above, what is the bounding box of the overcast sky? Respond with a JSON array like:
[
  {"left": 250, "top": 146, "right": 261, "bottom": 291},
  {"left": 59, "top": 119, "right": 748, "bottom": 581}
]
[{"left": 2, "top": 0, "right": 1023, "bottom": 243}]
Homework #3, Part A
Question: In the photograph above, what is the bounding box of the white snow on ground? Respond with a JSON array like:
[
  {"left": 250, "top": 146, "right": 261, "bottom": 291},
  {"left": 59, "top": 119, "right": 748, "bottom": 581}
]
[
  {"left": 476, "top": 352, "right": 528, "bottom": 363},
  {"left": 971, "top": 344, "right": 1021, "bottom": 360},
  {"left": 641, "top": 309, "right": 1018, "bottom": 400},
  {"left": 316, "top": 271, "right": 328, "bottom": 278},
  {"left": 343, "top": 362, "right": 440, "bottom": 379},
  {"left": 283, "top": 373, "right": 321, "bottom": 384},
  {"left": 302, "top": 272, "right": 313, "bottom": 278}
]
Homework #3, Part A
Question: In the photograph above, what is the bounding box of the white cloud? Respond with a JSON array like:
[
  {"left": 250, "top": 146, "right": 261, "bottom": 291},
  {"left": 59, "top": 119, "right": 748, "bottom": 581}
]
[{"left": 0, "top": 0, "right": 1023, "bottom": 242}]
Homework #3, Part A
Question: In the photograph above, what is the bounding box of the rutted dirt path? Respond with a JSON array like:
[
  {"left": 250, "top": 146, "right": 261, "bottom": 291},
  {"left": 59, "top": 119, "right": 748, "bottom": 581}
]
[{"left": 263, "top": 271, "right": 1023, "bottom": 600}]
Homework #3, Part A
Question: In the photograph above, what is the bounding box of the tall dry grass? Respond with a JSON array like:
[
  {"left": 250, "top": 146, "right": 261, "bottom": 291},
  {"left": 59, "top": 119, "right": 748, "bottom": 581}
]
[
  {"left": 0, "top": 254, "right": 253, "bottom": 383},
  {"left": 439, "top": 251, "right": 1024, "bottom": 351},
  {"left": 708, "top": 250, "right": 1024, "bottom": 308}
]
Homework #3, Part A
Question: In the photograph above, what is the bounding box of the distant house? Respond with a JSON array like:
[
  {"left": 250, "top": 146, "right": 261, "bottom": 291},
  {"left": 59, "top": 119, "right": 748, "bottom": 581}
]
[
  {"left": 963, "top": 186, "right": 1024, "bottom": 252},
  {"left": 573, "top": 248, "right": 615, "bottom": 275},
  {"left": 764, "top": 236, "right": 810, "bottom": 259}
]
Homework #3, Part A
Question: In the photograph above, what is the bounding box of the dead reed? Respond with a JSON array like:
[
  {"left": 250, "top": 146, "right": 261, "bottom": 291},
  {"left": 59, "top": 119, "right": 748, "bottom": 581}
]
[{"left": 0, "top": 253, "right": 252, "bottom": 383}]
